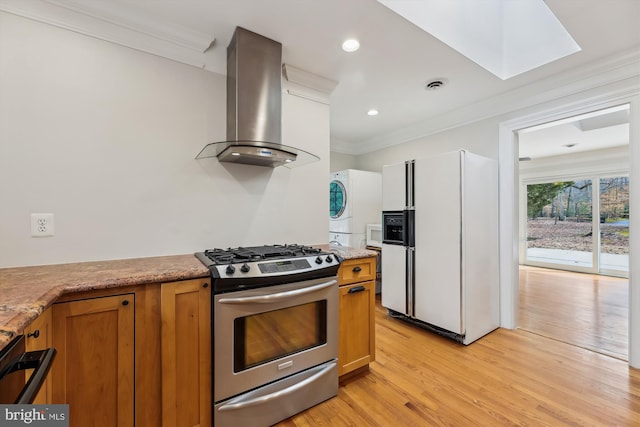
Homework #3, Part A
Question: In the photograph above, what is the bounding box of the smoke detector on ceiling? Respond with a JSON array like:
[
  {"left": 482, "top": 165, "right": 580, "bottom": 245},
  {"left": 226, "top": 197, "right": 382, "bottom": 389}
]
[{"left": 425, "top": 78, "right": 448, "bottom": 91}]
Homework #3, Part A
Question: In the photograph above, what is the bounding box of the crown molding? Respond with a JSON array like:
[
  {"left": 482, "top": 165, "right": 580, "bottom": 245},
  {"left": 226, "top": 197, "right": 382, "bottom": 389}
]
[
  {"left": 282, "top": 64, "right": 338, "bottom": 105},
  {"left": 337, "top": 49, "right": 640, "bottom": 156},
  {"left": 329, "top": 137, "right": 359, "bottom": 155},
  {"left": 0, "top": 0, "right": 218, "bottom": 70},
  {"left": 283, "top": 64, "right": 338, "bottom": 94}
]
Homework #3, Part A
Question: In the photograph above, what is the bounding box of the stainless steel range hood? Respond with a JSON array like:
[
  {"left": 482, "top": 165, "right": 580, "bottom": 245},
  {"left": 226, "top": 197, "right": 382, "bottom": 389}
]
[{"left": 196, "top": 27, "right": 319, "bottom": 168}]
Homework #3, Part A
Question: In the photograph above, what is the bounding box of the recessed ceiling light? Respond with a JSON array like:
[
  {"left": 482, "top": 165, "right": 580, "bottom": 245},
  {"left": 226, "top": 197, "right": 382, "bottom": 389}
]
[
  {"left": 342, "top": 38, "right": 360, "bottom": 52},
  {"left": 367, "top": 109, "right": 379, "bottom": 116}
]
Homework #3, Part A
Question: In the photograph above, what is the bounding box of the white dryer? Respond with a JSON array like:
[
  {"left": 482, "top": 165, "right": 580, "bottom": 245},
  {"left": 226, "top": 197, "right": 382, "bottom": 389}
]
[
  {"left": 329, "top": 169, "right": 382, "bottom": 247},
  {"left": 329, "top": 170, "right": 350, "bottom": 233},
  {"left": 329, "top": 231, "right": 366, "bottom": 248}
]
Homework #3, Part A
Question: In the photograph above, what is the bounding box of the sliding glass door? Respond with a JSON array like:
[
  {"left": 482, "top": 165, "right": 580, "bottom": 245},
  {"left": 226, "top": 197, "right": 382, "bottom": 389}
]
[
  {"left": 599, "top": 176, "right": 630, "bottom": 275},
  {"left": 524, "top": 175, "right": 629, "bottom": 276},
  {"left": 525, "top": 179, "right": 594, "bottom": 270}
]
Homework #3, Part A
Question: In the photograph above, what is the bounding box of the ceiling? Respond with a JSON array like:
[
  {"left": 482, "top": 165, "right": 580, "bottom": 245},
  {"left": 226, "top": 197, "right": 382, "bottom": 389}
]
[
  {"left": 518, "top": 105, "right": 631, "bottom": 160},
  {"left": 2, "top": 0, "right": 639, "bottom": 156}
]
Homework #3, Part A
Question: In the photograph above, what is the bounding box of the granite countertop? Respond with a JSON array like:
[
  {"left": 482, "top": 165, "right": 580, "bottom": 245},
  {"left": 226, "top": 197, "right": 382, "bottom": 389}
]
[
  {"left": 317, "top": 244, "right": 378, "bottom": 260},
  {"left": 0, "top": 254, "right": 209, "bottom": 349},
  {"left": 0, "top": 244, "right": 376, "bottom": 350}
]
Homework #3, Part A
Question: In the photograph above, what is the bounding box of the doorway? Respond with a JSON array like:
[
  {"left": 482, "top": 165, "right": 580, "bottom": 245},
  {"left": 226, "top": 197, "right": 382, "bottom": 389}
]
[{"left": 516, "top": 105, "right": 630, "bottom": 358}]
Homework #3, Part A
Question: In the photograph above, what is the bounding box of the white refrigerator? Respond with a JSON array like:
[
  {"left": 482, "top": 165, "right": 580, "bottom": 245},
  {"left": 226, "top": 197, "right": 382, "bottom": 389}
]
[{"left": 381, "top": 150, "right": 499, "bottom": 345}]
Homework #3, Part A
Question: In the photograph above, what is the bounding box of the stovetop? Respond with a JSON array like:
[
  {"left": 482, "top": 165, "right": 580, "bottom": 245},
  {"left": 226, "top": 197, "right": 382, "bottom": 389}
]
[
  {"left": 195, "top": 244, "right": 341, "bottom": 293},
  {"left": 200, "top": 244, "right": 325, "bottom": 265}
]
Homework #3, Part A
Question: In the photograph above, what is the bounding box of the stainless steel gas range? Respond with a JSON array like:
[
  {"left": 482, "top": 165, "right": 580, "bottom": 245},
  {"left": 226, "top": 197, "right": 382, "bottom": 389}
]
[{"left": 195, "top": 244, "right": 342, "bottom": 427}]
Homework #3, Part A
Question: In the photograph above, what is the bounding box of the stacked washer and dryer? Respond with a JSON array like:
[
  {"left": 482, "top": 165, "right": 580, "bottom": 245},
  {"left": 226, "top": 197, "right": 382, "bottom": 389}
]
[{"left": 329, "top": 169, "right": 382, "bottom": 248}]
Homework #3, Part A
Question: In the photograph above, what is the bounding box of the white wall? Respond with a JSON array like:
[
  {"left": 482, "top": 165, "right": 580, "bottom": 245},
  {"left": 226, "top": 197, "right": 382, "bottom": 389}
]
[
  {"left": 0, "top": 12, "right": 330, "bottom": 267},
  {"left": 329, "top": 152, "right": 356, "bottom": 172},
  {"left": 356, "top": 118, "right": 499, "bottom": 171}
]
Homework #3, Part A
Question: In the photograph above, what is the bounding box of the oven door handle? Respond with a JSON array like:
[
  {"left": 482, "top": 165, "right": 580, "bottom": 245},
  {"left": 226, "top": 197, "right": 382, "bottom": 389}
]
[
  {"left": 218, "top": 279, "right": 337, "bottom": 304},
  {"left": 217, "top": 362, "right": 337, "bottom": 412},
  {"left": 15, "top": 348, "right": 56, "bottom": 404}
]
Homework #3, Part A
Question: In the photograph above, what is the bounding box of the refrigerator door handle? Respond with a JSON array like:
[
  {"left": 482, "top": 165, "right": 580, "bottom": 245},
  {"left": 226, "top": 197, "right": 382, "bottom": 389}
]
[
  {"left": 405, "top": 160, "right": 415, "bottom": 208},
  {"left": 404, "top": 161, "right": 409, "bottom": 208},
  {"left": 406, "top": 247, "right": 415, "bottom": 317}
]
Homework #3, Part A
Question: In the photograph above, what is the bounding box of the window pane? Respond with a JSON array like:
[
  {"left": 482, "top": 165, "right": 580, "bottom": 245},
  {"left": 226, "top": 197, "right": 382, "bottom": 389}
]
[
  {"left": 599, "top": 176, "right": 629, "bottom": 273},
  {"left": 526, "top": 180, "right": 593, "bottom": 268}
]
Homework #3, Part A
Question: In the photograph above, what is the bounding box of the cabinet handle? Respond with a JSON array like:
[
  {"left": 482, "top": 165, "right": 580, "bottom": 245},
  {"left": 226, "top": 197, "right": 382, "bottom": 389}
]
[
  {"left": 352, "top": 266, "right": 362, "bottom": 273},
  {"left": 348, "top": 286, "right": 365, "bottom": 294},
  {"left": 122, "top": 300, "right": 129, "bottom": 306},
  {"left": 27, "top": 330, "right": 40, "bottom": 339},
  {"left": 203, "top": 282, "right": 209, "bottom": 288}
]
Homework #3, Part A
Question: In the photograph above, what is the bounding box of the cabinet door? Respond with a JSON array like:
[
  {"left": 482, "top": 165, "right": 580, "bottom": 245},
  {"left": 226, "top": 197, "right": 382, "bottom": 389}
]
[
  {"left": 52, "top": 294, "right": 134, "bottom": 427},
  {"left": 161, "top": 279, "right": 211, "bottom": 427},
  {"left": 24, "top": 307, "right": 53, "bottom": 404},
  {"left": 338, "top": 280, "right": 375, "bottom": 376}
]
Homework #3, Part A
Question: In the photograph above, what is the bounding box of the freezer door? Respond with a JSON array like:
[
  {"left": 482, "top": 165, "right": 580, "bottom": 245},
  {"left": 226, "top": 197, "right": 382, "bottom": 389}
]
[
  {"left": 413, "top": 151, "right": 463, "bottom": 334},
  {"left": 382, "top": 161, "right": 406, "bottom": 211},
  {"left": 381, "top": 243, "right": 407, "bottom": 315}
]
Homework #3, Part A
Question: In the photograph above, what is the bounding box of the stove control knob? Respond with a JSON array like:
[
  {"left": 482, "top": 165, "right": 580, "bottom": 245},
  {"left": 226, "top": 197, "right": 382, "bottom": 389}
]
[
  {"left": 225, "top": 264, "right": 236, "bottom": 275},
  {"left": 240, "top": 263, "right": 250, "bottom": 273},
  {"left": 315, "top": 256, "right": 323, "bottom": 264},
  {"left": 325, "top": 255, "right": 333, "bottom": 263}
]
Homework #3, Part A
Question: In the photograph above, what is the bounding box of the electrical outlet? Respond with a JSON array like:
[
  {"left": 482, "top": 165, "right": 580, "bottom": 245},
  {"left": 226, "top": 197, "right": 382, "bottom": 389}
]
[{"left": 31, "top": 213, "right": 54, "bottom": 237}]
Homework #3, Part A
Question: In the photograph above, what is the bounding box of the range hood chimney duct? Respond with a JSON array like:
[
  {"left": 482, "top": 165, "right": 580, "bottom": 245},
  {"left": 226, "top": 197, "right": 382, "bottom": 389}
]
[{"left": 196, "top": 27, "right": 318, "bottom": 168}]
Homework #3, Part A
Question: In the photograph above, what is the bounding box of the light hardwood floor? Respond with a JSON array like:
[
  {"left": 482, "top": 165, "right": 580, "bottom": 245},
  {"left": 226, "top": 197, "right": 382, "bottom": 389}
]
[
  {"left": 275, "top": 295, "right": 640, "bottom": 426},
  {"left": 519, "top": 265, "right": 628, "bottom": 360}
]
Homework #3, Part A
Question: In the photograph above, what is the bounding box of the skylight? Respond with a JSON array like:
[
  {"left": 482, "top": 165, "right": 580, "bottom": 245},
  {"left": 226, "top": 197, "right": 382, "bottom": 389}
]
[{"left": 377, "top": 0, "right": 581, "bottom": 80}]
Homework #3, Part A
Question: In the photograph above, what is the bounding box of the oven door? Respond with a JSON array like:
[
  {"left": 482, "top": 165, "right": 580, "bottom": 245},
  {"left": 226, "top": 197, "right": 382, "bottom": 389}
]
[
  {"left": 0, "top": 335, "right": 56, "bottom": 404},
  {"left": 213, "top": 276, "right": 338, "bottom": 403}
]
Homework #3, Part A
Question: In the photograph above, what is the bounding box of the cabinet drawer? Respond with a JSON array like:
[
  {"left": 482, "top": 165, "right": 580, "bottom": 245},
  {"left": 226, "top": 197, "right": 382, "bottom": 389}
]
[{"left": 338, "top": 257, "right": 376, "bottom": 285}]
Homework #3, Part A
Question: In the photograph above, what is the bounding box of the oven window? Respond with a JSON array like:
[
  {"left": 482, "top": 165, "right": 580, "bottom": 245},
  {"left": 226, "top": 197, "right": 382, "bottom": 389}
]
[{"left": 233, "top": 301, "right": 327, "bottom": 372}]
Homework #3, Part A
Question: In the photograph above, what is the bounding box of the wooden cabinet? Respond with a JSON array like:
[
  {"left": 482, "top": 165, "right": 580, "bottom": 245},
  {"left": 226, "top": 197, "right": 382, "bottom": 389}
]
[
  {"left": 23, "top": 307, "right": 53, "bottom": 404},
  {"left": 51, "top": 294, "right": 135, "bottom": 427},
  {"left": 338, "top": 257, "right": 376, "bottom": 286},
  {"left": 33, "top": 277, "right": 211, "bottom": 427},
  {"left": 160, "top": 278, "right": 211, "bottom": 427},
  {"left": 338, "top": 256, "right": 376, "bottom": 376}
]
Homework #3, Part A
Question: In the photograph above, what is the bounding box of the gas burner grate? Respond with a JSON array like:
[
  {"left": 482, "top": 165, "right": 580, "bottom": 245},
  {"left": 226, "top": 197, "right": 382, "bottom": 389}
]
[{"left": 202, "top": 244, "right": 323, "bottom": 265}]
